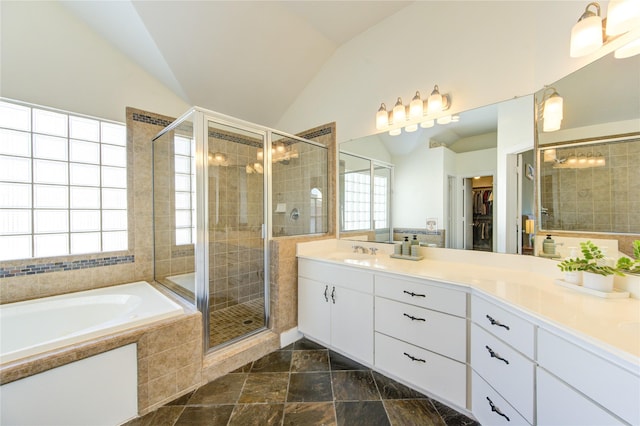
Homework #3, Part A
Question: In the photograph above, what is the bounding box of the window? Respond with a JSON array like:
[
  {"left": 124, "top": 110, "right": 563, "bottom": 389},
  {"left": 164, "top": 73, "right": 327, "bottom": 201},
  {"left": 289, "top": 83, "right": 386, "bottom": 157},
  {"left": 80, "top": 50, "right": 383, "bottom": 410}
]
[
  {"left": 0, "top": 100, "right": 127, "bottom": 261},
  {"left": 310, "top": 187, "right": 323, "bottom": 233},
  {"left": 343, "top": 171, "right": 371, "bottom": 231},
  {"left": 173, "top": 135, "right": 195, "bottom": 245},
  {"left": 342, "top": 166, "right": 390, "bottom": 232}
]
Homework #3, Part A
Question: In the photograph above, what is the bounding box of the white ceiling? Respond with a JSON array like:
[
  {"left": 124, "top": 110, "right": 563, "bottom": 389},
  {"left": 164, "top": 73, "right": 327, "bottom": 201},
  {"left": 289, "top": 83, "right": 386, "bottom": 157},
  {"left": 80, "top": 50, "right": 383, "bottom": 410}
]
[{"left": 60, "top": 0, "right": 412, "bottom": 127}]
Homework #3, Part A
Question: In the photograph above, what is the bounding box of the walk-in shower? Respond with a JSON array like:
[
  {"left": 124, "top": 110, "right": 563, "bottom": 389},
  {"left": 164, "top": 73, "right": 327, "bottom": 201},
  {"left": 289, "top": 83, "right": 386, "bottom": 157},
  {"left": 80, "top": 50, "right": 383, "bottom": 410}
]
[{"left": 152, "top": 108, "right": 328, "bottom": 352}]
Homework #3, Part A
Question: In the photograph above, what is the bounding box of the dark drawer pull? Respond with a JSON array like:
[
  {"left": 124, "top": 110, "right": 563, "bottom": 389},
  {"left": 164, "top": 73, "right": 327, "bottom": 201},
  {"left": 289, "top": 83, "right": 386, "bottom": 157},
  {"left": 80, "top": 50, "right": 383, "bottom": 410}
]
[
  {"left": 331, "top": 286, "right": 336, "bottom": 304},
  {"left": 403, "top": 313, "right": 426, "bottom": 322},
  {"left": 323, "top": 285, "right": 329, "bottom": 302},
  {"left": 403, "top": 290, "right": 426, "bottom": 298},
  {"left": 403, "top": 352, "right": 426, "bottom": 363},
  {"left": 487, "top": 397, "right": 510, "bottom": 421},
  {"left": 485, "top": 345, "right": 509, "bottom": 365},
  {"left": 486, "top": 314, "right": 510, "bottom": 330}
]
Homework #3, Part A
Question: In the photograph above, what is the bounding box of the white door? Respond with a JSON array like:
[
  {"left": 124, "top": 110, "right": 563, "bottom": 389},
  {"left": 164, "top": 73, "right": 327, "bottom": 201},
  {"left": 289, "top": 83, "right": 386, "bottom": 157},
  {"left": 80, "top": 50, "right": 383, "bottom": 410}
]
[{"left": 463, "top": 178, "right": 473, "bottom": 250}]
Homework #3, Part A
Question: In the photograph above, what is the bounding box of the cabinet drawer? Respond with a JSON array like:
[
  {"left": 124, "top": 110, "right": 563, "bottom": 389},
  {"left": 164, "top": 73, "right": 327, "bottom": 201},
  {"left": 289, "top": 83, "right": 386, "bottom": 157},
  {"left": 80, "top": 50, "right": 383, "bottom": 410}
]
[
  {"left": 298, "top": 259, "right": 374, "bottom": 293},
  {"left": 472, "top": 371, "right": 530, "bottom": 426},
  {"left": 538, "top": 328, "right": 639, "bottom": 425},
  {"left": 471, "top": 295, "right": 534, "bottom": 358},
  {"left": 537, "top": 368, "right": 624, "bottom": 426},
  {"left": 375, "top": 274, "right": 466, "bottom": 317},
  {"left": 375, "top": 297, "right": 466, "bottom": 362},
  {"left": 375, "top": 332, "right": 466, "bottom": 408},
  {"left": 471, "top": 323, "right": 534, "bottom": 423}
]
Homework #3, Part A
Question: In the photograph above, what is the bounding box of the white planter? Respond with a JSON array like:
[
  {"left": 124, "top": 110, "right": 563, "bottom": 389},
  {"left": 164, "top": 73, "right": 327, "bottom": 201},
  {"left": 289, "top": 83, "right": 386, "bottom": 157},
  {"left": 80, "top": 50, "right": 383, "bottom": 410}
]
[
  {"left": 564, "top": 271, "right": 582, "bottom": 285},
  {"left": 582, "top": 272, "right": 614, "bottom": 293}
]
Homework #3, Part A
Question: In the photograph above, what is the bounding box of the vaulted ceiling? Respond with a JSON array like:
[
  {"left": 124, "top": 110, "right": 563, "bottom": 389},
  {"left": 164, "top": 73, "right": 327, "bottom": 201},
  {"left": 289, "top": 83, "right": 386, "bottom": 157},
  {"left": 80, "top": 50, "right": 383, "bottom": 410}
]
[{"left": 60, "top": 1, "right": 412, "bottom": 127}]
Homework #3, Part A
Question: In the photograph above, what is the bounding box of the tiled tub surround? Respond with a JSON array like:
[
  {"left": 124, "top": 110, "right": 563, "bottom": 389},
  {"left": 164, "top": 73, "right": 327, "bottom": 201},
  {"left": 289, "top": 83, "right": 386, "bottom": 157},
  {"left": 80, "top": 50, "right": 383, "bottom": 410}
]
[
  {"left": 0, "top": 281, "right": 183, "bottom": 364},
  {"left": 0, "top": 283, "right": 203, "bottom": 416},
  {"left": 297, "top": 239, "right": 640, "bottom": 423}
]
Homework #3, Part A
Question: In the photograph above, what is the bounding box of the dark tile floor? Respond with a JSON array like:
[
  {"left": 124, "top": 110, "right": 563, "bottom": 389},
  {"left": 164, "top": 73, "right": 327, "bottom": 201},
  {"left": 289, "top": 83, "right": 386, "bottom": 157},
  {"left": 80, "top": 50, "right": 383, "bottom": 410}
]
[{"left": 126, "top": 338, "right": 479, "bottom": 426}]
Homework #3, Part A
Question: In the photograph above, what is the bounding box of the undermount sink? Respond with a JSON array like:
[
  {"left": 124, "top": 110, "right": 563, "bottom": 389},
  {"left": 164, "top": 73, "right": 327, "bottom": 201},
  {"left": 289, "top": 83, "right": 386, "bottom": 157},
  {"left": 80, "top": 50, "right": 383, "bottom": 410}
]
[{"left": 326, "top": 252, "right": 376, "bottom": 261}]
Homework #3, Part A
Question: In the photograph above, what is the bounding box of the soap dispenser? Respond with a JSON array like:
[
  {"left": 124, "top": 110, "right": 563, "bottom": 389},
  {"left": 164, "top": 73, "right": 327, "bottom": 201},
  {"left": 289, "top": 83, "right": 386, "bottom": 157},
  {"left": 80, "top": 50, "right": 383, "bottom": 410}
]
[
  {"left": 402, "top": 236, "right": 411, "bottom": 256},
  {"left": 543, "top": 235, "right": 556, "bottom": 255},
  {"left": 411, "top": 235, "right": 419, "bottom": 246}
]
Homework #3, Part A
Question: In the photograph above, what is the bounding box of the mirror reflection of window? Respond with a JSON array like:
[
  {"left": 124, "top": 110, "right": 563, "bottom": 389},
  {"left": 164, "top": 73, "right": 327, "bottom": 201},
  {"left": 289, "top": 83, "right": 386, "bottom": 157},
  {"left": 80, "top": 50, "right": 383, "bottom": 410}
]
[{"left": 310, "top": 188, "right": 322, "bottom": 233}]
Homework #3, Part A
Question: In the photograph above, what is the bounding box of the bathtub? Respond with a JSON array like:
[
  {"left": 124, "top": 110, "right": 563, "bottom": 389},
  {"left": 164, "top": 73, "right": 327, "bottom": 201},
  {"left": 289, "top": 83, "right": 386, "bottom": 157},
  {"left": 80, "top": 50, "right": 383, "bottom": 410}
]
[{"left": 0, "top": 281, "right": 184, "bottom": 364}]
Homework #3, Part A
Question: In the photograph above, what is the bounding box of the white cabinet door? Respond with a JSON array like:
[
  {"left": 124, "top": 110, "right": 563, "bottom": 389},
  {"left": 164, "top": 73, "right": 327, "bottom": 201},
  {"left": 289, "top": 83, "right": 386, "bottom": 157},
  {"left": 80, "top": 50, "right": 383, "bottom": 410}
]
[
  {"left": 537, "top": 368, "right": 624, "bottom": 426},
  {"left": 331, "top": 284, "right": 374, "bottom": 365},
  {"left": 298, "top": 277, "right": 331, "bottom": 346}
]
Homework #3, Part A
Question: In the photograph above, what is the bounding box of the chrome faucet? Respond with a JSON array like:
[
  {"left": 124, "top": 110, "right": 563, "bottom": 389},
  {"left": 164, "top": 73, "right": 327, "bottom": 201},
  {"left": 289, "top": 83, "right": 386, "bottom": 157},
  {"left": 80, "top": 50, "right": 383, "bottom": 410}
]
[
  {"left": 369, "top": 247, "right": 378, "bottom": 255},
  {"left": 352, "top": 245, "right": 368, "bottom": 254}
]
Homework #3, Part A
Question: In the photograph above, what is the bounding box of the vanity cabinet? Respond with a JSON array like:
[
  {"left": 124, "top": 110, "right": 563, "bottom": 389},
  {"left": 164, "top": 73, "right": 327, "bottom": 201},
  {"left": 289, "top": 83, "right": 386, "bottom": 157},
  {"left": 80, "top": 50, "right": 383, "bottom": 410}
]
[
  {"left": 374, "top": 274, "right": 468, "bottom": 408},
  {"left": 537, "top": 328, "right": 639, "bottom": 425},
  {"left": 471, "top": 295, "right": 535, "bottom": 425},
  {"left": 298, "top": 259, "right": 374, "bottom": 365}
]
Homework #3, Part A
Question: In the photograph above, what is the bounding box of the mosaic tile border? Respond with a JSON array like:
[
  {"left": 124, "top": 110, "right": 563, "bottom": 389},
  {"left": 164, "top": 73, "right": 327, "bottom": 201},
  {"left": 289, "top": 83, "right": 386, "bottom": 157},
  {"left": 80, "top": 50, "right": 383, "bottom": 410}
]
[
  {"left": 299, "top": 126, "right": 332, "bottom": 140},
  {"left": 0, "top": 255, "right": 135, "bottom": 278},
  {"left": 394, "top": 228, "right": 443, "bottom": 236},
  {"left": 132, "top": 113, "right": 173, "bottom": 128}
]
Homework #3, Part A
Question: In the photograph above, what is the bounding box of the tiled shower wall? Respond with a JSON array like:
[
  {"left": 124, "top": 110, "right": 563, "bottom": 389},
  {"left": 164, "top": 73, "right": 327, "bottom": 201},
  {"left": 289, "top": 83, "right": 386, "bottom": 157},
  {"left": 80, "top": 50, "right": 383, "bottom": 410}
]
[
  {"left": 272, "top": 133, "right": 330, "bottom": 237},
  {"left": 208, "top": 130, "right": 264, "bottom": 311},
  {"left": 540, "top": 138, "right": 640, "bottom": 233}
]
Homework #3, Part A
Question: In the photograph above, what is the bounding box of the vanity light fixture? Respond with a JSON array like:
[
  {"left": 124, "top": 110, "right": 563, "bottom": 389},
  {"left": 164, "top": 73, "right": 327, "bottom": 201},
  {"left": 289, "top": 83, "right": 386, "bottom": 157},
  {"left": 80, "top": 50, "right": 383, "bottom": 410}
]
[
  {"left": 615, "top": 37, "right": 640, "bottom": 58},
  {"left": 375, "top": 85, "right": 451, "bottom": 135},
  {"left": 606, "top": 0, "right": 640, "bottom": 36},
  {"left": 569, "top": 1, "right": 640, "bottom": 58},
  {"left": 409, "top": 91, "right": 424, "bottom": 119},
  {"left": 392, "top": 97, "right": 406, "bottom": 124},
  {"left": 539, "top": 87, "right": 564, "bottom": 132},
  {"left": 376, "top": 103, "right": 389, "bottom": 130},
  {"left": 209, "top": 151, "right": 228, "bottom": 166},
  {"left": 570, "top": 2, "right": 603, "bottom": 57}
]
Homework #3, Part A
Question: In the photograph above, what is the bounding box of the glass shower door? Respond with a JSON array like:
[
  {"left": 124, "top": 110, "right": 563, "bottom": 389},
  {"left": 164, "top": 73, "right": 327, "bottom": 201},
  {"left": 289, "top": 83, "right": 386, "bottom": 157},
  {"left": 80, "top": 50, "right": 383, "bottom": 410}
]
[{"left": 204, "top": 119, "right": 267, "bottom": 350}]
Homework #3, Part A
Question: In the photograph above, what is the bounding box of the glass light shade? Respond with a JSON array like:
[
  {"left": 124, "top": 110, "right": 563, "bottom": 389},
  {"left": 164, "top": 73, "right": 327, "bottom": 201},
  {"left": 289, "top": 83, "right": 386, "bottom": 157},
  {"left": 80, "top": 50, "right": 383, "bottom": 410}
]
[
  {"left": 276, "top": 142, "right": 285, "bottom": 153},
  {"left": 405, "top": 124, "right": 418, "bottom": 133},
  {"left": 389, "top": 128, "right": 402, "bottom": 136},
  {"left": 409, "top": 92, "right": 423, "bottom": 119},
  {"left": 420, "top": 120, "right": 435, "bottom": 129},
  {"left": 543, "top": 117, "right": 562, "bottom": 132},
  {"left": 570, "top": 15, "right": 603, "bottom": 57},
  {"left": 543, "top": 94, "right": 563, "bottom": 132},
  {"left": 615, "top": 37, "right": 640, "bottom": 58},
  {"left": 257, "top": 148, "right": 263, "bottom": 160},
  {"left": 543, "top": 149, "right": 557, "bottom": 163},
  {"left": 392, "top": 98, "right": 406, "bottom": 124},
  {"left": 376, "top": 104, "right": 389, "bottom": 130},
  {"left": 606, "top": 0, "right": 640, "bottom": 36},
  {"left": 427, "top": 86, "right": 443, "bottom": 114},
  {"left": 436, "top": 115, "right": 452, "bottom": 125}
]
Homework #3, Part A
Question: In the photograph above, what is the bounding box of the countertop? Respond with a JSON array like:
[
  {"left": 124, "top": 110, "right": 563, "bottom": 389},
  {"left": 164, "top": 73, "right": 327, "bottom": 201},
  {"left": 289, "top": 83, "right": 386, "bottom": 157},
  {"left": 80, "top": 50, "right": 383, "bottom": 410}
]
[{"left": 297, "top": 239, "right": 640, "bottom": 371}]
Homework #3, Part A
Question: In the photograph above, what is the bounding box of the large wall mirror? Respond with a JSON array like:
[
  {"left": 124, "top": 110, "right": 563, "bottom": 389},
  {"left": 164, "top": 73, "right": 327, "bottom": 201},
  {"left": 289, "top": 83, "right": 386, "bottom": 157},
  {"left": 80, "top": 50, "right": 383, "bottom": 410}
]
[
  {"left": 338, "top": 101, "right": 535, "bottom": 253},
  {"left": 535, "top": 52, "right": 640, "bottom": 253}
]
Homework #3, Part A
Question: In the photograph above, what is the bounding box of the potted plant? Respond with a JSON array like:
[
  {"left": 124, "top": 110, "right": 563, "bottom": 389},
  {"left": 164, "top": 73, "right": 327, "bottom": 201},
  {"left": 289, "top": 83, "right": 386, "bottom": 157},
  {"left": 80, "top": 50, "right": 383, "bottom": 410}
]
[
  {"left": 557, "top": 255, "right": 586, "bottom": 285},
  {"left": 557, "top": 241, "right": 624, "bottom": 292},
  {"left": 616, "top": 240, "right": 640, "bottom": 274}
]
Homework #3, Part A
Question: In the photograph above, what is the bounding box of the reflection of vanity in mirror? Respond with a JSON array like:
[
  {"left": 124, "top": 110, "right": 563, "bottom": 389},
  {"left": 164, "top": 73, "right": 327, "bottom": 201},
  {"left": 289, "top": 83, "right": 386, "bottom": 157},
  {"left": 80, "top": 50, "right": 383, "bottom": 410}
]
[
  {"left": 535, "top": 52, "right": 640, "bottom": 256},
  {"left": 339, "top": 51, "right": 639, "bottom": 257},
  {"left": 339, "top": 100, "right": 535, "bottom": 254}
]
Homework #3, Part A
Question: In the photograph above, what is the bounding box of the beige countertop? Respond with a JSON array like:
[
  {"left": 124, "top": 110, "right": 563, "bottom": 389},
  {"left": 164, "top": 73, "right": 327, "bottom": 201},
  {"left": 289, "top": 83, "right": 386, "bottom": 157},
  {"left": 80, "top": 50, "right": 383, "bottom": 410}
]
[{"left": 297, "top": 239, "right": 640, "bottom": 371}]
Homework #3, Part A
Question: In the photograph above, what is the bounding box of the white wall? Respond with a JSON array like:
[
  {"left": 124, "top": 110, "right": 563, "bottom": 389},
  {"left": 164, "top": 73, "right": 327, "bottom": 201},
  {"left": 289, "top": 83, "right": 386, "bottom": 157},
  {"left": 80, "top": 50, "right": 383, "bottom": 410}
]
[
  {"left": 0, "top": 1, "right": 189, "bottom": 123},
  {"left": 277, "top": 1, "right": 623, "bottom": 143},
  {"left": 496, "top": 96, "right": 535, "bottom": 253},
  {"left": 392, "top": 145, "right": 445, "bottom": 229}
]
